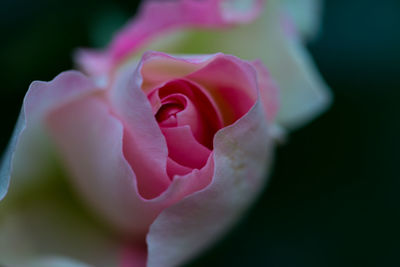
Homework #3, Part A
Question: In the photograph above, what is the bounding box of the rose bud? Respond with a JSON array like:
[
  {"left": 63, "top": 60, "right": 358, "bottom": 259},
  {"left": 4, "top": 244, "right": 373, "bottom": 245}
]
[
  {"left": 1, "top": 52, "right": 279, "bottom": 266},
  {"left": 0, "top": 0, "right": 331, "bottom": 266}
]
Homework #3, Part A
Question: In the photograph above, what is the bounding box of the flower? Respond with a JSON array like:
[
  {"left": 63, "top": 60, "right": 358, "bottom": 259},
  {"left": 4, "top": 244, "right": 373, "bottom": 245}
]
[
  {"left": 0, "top": 50, "right": 279, "bottom": 266},
  {"left": 0, "top": 0, "right": 331, "bottom": 266}
]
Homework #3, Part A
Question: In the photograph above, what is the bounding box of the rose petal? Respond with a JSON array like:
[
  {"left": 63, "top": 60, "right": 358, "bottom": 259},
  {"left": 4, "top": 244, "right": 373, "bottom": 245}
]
[
  {"left": 1, "top": 71, "right": 100, "bottom": 201},
  {"left": 147, "top": 95, "right": 275, "bottom": 267},
  {"left": 47, "top": 95, "right": 161, "bottom": 235},
  {"left": 74, "top": 0, "right": 263, "bottom": 75},
  {"left": 166, "top": 158, "right": 194, "bottom": 177},
  {"left": 162, "top": 126, "right": 211, "bottom": 170},
  {"left": 0, "top": 72, "right": 120, "bottom": 266},
  {"left": 0, "top": 112, "right": 24, "bottom": 201},
  {"left": 108, "top": 56, "right": 171, "bottom": 200},
  {"left": 186, "top": 55, "right": 259, "bottom": 125},
  {"left": 139, "top": 52, "right": 218, "bottom": 92}
]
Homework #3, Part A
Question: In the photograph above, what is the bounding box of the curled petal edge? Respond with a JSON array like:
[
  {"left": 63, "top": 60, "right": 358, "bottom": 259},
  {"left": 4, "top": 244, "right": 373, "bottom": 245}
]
[{"left": 75, "top": 0, "right": 264, "bottom": 75}]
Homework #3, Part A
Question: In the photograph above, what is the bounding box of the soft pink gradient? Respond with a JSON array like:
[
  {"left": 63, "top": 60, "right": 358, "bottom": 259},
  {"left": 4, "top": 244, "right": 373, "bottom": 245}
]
[
  {"left": 2, "top": 51, "right": 279, "bottom": 266},
  {"left": 75, "top": 0, "right": 263, "bottom": 75},
  {"left": 117, "top": 52, "right": 278, "bottom": 266}
]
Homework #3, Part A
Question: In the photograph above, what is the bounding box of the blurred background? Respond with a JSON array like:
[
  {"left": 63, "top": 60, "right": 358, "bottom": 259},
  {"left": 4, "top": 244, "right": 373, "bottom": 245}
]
[{"left": 0, "top": 0, "right": 399, "bottom": 266}]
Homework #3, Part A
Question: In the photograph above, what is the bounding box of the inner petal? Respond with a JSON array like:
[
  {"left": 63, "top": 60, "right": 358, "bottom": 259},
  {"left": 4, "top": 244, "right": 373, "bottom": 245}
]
[
  {"left": 155, "top": 96, "right": 186, "bottom": 127},
  {"left": 150, "top": 79, "right": 223, "bottom": 149},
  {"left": 162, "top": 126, "right": 211, "bottom": 171},
  {"left": 147, "top": 79, "right": 223, "bottom": 176}
]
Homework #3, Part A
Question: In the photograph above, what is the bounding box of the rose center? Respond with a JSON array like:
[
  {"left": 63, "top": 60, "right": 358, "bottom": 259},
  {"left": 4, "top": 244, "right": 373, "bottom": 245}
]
[
  {"left": 146, "top": 79, "right": 224, "bottom": 175},
  {"left": 148, "top": 79, "right": 223, "bottom": 149},
  {"left": 155, "top": 102, "right": 185, "bottom": 126}
]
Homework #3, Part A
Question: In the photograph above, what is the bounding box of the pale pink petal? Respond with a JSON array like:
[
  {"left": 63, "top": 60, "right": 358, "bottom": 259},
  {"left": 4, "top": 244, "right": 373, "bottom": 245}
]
[
  {"left": 139, "top": 52, "right": 218, "bottom": 92},
  {"left": 0, "top": 72, "right": 120, "bottom": 266},
  {"left": 0, "top": 112, "right": 24, "bottom": 200},
  {"left": 74, "top": 49, "right": 112, "bottom": 77},
  {"left": 1, "top": 71, "right": 100, "bottom": 201},
  {"left": 75, "top": 0, "right": 263, "bottom": 75},
  {"left": 147, "top": 97, "right": 276, "bottom": 267},
  {"left": 107, "top": 57, "right": 171, "bottom": 200},
  {"left": 46, "top": 96, "right": 161, "bottom": 236},
  {"left": 186, "top": 54, "right": 259, "bottom": 125}
]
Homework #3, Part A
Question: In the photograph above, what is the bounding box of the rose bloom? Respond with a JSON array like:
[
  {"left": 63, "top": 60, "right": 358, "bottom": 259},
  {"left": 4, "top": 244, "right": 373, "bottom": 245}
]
[{"left": 0, "top": 0, "right": 330, "bottom": 266}]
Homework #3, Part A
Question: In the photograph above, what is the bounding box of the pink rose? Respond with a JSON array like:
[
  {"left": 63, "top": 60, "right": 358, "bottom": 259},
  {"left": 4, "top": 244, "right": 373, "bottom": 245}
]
[
  {"left": 0, "top": 51, "right": 278, "bottom": 266},
  {"left": 0, "top": 0, "right": 330, "bottom": 266}
]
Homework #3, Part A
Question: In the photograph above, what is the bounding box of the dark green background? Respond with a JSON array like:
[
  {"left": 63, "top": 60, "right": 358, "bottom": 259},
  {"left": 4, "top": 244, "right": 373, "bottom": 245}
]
[{"left": 1, "top": 0, "right": 399, "bottom": 266}]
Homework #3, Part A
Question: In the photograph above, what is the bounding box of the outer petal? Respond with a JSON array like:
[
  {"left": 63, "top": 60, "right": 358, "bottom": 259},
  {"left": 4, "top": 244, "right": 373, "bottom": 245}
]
[
  {"left": 0, "top": 112, "right": 24, "bottom": 200},
  {"left": 74, "top": 0, "right": 263, "bottom": 75},
  {"left": 107, "top": 53, "right": 172, "bottom": 200},
  {"left": 0, "top": 71, "right": 100, "bottom": 201},
  {"left": 0, "top": 72, "right": 120, "bottom": 266},
  {"left": 46, "top": 95, "right": 158, "bottom": 235},
  {"left": 147, "top": 92, "right": 276, "bottom": 267}
]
